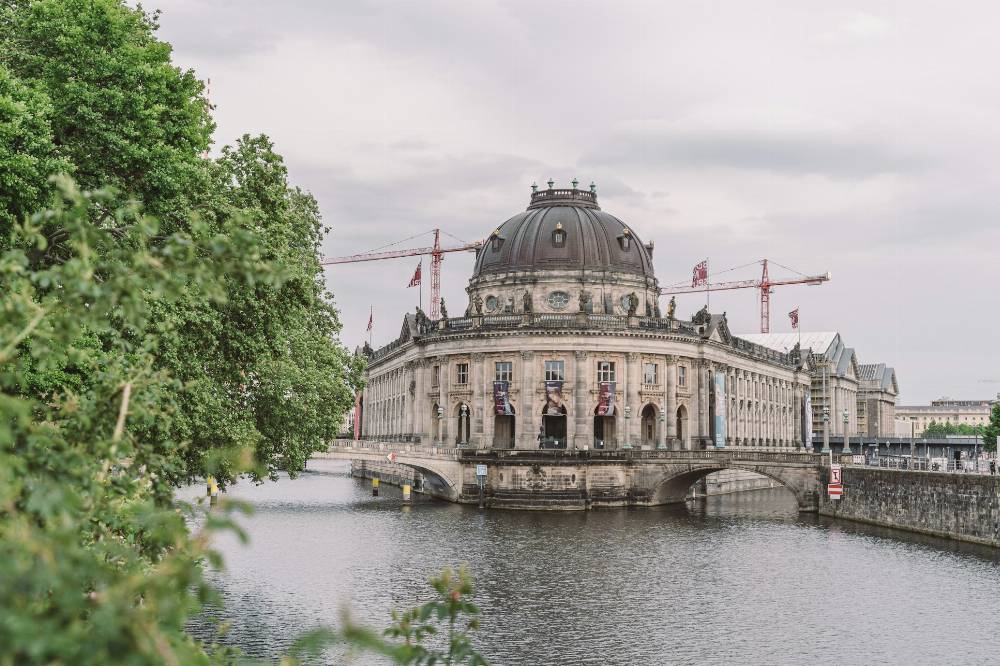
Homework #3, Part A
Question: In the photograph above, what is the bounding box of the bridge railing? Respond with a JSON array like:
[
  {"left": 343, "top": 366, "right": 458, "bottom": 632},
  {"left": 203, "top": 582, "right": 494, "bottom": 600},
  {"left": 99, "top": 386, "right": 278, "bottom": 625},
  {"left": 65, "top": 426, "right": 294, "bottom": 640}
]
[{"left": 854, "top": 455, "right": 997, "bottom": 475}]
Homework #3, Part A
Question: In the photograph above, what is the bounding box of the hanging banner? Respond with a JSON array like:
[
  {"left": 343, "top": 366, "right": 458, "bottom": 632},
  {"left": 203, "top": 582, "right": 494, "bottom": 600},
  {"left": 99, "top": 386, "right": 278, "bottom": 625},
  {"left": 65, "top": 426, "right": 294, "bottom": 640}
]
[
  {"left": 493, "top": 381, "right": 514, "bottom": 416},
  {"left": 713, "top": 371, "right": 727, "bottom": 448},
  {"left": 597, "top": 381, "right": 616, "bottom": 416},
  {"left": 545, "top": 380, "right": 564, "bottom": 413},
  {"left": 803, "top": 393, "right": 813, "bottom": 449}
]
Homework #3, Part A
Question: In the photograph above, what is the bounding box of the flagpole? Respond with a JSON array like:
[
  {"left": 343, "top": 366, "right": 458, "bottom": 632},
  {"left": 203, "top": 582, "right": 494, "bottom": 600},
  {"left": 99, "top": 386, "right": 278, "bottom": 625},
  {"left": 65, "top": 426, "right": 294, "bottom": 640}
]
[
  {"left": 419, "top": 260, "right": 423, "bottom": 313},
  {"left": 705, "top": 258, "right": 710, "bottom": 311},
  {"left": 369, "top": 306, "right": 373, "bottom": 348}
]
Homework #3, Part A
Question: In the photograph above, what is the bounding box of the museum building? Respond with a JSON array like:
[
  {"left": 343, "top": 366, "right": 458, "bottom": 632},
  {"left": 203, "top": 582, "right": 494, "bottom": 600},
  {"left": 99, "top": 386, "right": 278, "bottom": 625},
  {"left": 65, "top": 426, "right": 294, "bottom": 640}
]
[{"left": 357, "top": 184, "right": 815, "bottom": 451}]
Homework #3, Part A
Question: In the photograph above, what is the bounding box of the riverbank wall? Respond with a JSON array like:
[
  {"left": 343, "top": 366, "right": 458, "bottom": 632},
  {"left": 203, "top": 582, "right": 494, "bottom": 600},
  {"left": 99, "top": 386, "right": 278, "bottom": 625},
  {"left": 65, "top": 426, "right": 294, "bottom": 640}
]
[{"left": 819, "top": 467, "right": 1000, "bottom": 547}]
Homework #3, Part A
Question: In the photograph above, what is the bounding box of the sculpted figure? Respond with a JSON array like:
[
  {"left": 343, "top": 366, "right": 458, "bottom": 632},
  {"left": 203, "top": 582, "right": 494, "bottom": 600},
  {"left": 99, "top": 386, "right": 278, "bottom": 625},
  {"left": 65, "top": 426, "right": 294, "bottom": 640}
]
[
  {"left": 439, "top": 297, "right": 448, "bottom": 320},
  {"left": 667, "top": 296, "right": 676, "bottom": 319},
  {"left": 522, "top": 291, "right": 533, "bottom": 313},
  {"left": 473, "top": 294, "right": 483, "bottom": 315},
  {"left": 627, "top": 292, "right": 639, "bottom": 316}
]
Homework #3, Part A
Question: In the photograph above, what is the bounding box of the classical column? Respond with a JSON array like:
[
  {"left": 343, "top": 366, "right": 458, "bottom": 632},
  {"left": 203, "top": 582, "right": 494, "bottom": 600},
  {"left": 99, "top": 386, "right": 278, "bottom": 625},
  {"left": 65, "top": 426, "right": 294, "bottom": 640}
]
[
  {"left": 519, "top": 351, "right": 535, "bottom": 449},
  {"left": 697, "top": 360, "right": 710, "bottom": 448},
  {"left": 574, "top": 351, "right": 589, "bottom": 449},
  {"left": 483, "top": 357, "right": 496, "bottom": 448},
  {"left": 625, "top": 352, "right": 641, "bottom": 448},
  {"left": 471, "top": 353, "right": 484, "bottom": 447},
  {"left": 665, "top": 356, "right": 677, "bottom": 447},
  {"left": 439, "top": 358, "right": 449, "bottom": 446}
]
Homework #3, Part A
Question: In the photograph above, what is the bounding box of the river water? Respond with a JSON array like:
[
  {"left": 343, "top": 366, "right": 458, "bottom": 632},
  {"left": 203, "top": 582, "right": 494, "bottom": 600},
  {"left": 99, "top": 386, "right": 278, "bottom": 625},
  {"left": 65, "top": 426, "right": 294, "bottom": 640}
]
[{"left": 190, "top": 459, "right": 1000, "bottom": 665}]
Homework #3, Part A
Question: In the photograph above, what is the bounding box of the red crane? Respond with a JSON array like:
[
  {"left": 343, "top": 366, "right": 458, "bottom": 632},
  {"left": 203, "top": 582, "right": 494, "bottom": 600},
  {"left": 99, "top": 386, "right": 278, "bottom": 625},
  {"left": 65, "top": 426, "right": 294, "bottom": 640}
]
[
  {"left": 660, "top": 259, "right": 830, "bottom": 334},
  {"left": 320, "top": 229, "right": 483, "bottom": 320}
]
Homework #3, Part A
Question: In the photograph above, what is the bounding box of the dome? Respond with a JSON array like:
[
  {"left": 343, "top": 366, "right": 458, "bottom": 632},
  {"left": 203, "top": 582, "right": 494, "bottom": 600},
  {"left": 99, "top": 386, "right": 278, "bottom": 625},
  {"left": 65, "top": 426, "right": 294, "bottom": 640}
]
[{"left": 472, "top": 187, "right": 655, "bottom": 279}]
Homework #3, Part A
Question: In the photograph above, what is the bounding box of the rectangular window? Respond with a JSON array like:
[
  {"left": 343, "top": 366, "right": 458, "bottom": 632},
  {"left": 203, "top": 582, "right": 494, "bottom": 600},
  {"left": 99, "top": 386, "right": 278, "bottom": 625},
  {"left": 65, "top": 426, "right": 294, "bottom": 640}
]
[
  {"left": 643, "top": 362, "right": 658, "bottom": 385},
  {"left": 431, "top": 365, "right": 440, "bottom": 387},
  {"left": 495, "top": 361, "right": 512, "bottom": 382},
  {"left": 456, "top": 363, "right": 469, "bottom": 385},
  {"left": 545, "top": 360, "right": 565, "bottom": 382},
  {"left": 597, "top": 361, "right": 616, "bottom": 383},
  {"left": 678, "top": 365, "right": 687, "bottom": 387}
]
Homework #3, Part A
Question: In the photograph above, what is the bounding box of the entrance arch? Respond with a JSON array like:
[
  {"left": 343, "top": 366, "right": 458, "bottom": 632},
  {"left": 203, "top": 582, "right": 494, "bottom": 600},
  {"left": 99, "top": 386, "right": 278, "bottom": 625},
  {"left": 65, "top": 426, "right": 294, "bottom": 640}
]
[
  {"left": 641, "top": 404, "right": 659, "bottom": 449},
  {"left": 593, "top": 405, "right": 616, "bottom": 449},
  {"left": 431, "top": 403, "right": 441, "bottom": 443},
  {"left": 676, "top": 405, "right": 689, "bottom": 450},
  {"left": 541, "top": 403, "right": 567, "bottom": 448},
  {"left": 493, "top": 404, "right": 515, "bottom": 449}
]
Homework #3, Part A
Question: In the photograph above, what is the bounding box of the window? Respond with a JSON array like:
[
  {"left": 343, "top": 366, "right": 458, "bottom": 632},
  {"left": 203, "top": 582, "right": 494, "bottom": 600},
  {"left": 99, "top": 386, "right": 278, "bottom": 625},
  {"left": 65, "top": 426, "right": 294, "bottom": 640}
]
[
  {"left": 456, "top": 363, "right": 469, "bottom": 385},
  {"left": 431, "top": 365, "right": 440, "bottom": 387},
  {"left": 643, "top": 362, "right": 658, "bottom": 385},
  {"left": 552, "top": 223, "right": 566, "bottom": 247},
  {"left": 547, "top": 291, "right": 570, "bottom": 310},
  {"left": 597, "top": 361, "right": 616, "bottom": 383},
  {"left": 545, "top": 360, "right": 565, "bottom": 382},
  {"left": 485, "top": 295, "right": 499, "bottom": 312},
  {"left": 495, "top": 361, "right": 512, "bottom": 382},
  {"left": 678, "top": 365, "right": 687, "bottom": 387}
]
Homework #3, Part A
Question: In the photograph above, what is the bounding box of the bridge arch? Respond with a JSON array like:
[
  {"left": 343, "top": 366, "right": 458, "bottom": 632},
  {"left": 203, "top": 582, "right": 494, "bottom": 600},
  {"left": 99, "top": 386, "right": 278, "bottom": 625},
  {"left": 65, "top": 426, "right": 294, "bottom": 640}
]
[{"left": 647, "top": 463, "right": 818, "bottom": 512}]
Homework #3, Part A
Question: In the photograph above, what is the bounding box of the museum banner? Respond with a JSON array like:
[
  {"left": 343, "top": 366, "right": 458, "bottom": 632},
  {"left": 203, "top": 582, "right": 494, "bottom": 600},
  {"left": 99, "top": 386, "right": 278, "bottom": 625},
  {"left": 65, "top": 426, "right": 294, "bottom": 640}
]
[
  {"left": 545, "top": 380, "right": 564, "bottom": 413},
  {"left": 596, "top": 381, "right": 616, "bottom": 416},
  {"left": 713, "top": 371, "right": 727, "bottom": 448},
  {"left": 803, "top": 393, "right": 813, "bottom": 448},
  {"left": 493, "top": 381, "right": 514, "bottom": 416}
]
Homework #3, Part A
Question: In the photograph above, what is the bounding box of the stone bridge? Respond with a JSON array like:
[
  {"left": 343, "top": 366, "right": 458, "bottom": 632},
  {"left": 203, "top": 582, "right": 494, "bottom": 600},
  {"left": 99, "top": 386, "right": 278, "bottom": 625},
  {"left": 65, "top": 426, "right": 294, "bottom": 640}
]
[{"left": 325, "top": 442, "right": 826, "bottom": 512}]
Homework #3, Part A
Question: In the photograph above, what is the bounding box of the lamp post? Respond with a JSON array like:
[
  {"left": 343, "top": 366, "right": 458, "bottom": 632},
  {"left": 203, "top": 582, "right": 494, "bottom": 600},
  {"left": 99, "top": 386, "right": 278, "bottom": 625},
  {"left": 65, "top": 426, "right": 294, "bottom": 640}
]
[
  {"left": 842, "top": 409, "right": 850, "bottom": 456},
  {"left": 909, "top": 417, "right": 916, "bottom": 470},
  {"left": 658, "top": 407, "right": 666, "bottom": 449},
  {"left": 436, "top": 405, "right": 444, "bottom": 448},
  {"left": 623, "top": 405, "right": 632, "bottom": 449}
]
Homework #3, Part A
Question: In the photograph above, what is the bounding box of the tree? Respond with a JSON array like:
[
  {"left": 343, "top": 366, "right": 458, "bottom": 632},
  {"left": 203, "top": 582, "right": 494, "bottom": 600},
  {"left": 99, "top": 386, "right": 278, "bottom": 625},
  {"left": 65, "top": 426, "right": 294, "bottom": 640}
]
[{"left": 984, "top": 403, "right": 1000, "bottom": 453}]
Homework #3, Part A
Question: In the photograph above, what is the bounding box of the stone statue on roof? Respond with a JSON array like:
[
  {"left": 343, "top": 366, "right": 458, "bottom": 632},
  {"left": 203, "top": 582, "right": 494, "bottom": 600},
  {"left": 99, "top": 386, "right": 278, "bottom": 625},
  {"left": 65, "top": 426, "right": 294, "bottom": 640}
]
[{"left": 667, "top": 296, "right": 676, "bottom": 319}]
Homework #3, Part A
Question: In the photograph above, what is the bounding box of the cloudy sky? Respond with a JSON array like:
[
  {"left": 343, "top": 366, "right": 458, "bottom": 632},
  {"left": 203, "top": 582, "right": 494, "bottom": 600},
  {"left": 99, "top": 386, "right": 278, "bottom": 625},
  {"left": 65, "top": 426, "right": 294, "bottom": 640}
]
[{"left": 154, "top": 0, "right": 1000, "bottom": 404}]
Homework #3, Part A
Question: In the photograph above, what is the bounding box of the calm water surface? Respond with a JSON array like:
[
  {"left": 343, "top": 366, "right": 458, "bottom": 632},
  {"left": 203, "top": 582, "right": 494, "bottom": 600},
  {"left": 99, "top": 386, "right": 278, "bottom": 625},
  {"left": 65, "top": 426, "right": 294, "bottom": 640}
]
[{"left": 188, "top": 459, "right": 1000, "bottom": 665}]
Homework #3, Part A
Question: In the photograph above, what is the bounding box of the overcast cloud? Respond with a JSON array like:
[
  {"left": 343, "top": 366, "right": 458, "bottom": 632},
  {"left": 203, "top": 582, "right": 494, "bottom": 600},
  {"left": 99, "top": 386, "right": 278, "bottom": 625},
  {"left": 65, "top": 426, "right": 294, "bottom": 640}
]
[{"left": 153, "top": 0, "right": 1000, "bottom": 403}]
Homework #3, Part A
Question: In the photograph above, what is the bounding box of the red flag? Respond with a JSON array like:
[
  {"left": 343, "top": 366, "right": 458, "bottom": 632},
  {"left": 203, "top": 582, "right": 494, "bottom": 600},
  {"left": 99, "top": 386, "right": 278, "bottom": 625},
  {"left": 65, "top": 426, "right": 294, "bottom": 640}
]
[
  {"left": 789, "top": 308, "right": 799, "bottom": 329},
  {"left": 367, "top": 308, "right": 373, "bottom": 331},
  {"left": 408, "top": 260, "right": 422, "bottom": 288},
  {"left": 692, "top": 259, "right": 708, "bottom": 287}
]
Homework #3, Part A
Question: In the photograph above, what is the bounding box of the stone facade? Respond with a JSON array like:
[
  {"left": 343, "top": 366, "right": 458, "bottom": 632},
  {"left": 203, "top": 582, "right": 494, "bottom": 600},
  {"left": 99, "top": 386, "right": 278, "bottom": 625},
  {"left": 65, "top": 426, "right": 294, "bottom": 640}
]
[{"left": 897, "top": 395, "right": 999, "bottom": 436}]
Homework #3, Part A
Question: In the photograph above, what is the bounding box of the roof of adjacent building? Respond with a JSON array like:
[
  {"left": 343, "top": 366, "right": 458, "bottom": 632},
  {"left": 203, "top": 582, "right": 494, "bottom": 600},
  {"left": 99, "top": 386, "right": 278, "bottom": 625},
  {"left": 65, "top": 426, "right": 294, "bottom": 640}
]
[
  {"left": 738, "top": 331, "right": 858, "bottom": 379},
  {"left": 858, "top": 362, "right": 899, "bottom": 395},
  {"left": 472, "top": 187, "right": 655, "bottom": 280}
]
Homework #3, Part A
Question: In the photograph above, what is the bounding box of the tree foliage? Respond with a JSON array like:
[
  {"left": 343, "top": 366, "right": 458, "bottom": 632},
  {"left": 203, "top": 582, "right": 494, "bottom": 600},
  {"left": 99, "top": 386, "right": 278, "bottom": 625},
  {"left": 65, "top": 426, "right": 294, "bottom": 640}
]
[
  {"left": 922, "top": 420, "right": 985, "bottom": 438},
  {"left": 983, "top": 404, "right": 1000, "bottom": 453}
]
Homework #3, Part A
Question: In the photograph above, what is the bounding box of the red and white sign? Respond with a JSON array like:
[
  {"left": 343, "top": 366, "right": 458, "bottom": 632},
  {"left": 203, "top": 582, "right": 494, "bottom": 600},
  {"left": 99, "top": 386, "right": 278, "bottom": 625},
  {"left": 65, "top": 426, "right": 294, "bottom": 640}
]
[
  {"left": 828, "top": 483, "right": 843, "bottom": 500},
  {"left": 830, "top": 464, "right": 842, "bottom": 485},
  {"left": 386, "top": 452, "right": 397, "bottom": 463}
]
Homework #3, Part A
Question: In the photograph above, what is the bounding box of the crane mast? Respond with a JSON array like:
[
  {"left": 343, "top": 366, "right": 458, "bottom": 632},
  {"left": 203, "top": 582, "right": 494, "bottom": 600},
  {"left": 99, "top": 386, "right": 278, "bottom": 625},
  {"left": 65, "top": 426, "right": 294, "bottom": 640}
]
[{"left": 321, "top": 229, "right": 482, "bottom": 321}]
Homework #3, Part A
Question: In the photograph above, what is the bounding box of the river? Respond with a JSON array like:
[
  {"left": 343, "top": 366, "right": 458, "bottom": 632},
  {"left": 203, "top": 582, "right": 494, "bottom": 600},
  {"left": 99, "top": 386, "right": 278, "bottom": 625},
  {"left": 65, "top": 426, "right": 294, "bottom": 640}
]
[{"left": 188, "top": 458, "right": 1000, "bottom": 665}]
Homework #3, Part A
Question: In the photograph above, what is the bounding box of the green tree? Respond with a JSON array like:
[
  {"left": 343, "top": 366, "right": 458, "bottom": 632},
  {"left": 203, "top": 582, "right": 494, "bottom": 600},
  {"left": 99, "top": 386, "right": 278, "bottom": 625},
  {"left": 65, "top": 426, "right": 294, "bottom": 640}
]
[
  {"left": 984, "top": 403, "right": 1000, "bottom": 453},
  {"left": 0, "top": 182, "right": 261, "bottom": 664}
]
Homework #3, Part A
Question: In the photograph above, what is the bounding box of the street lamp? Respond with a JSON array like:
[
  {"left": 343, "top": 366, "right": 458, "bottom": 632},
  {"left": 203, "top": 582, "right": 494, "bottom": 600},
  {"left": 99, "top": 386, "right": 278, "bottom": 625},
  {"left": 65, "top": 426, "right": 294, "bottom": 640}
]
[
  {"left": 842, "top": 409, "right": 850, "bottom": 456},
  {"left": 623, "top": 405, "right": 632, "bottom": 449}
]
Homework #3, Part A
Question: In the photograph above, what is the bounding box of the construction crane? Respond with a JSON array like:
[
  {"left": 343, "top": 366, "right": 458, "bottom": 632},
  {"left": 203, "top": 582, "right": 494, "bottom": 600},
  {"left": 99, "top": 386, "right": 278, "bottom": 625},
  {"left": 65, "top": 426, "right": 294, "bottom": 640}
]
[
  {"left": 321, "top": 229, "right": 483, "bottom": 320},
  {"left": 661, "top": 259, "right": 830, "bottom": 334}
]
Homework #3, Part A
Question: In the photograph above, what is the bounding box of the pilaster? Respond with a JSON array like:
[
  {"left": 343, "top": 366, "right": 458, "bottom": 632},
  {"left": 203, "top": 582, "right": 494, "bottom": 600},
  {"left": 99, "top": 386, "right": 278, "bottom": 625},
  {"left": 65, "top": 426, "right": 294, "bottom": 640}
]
[{"left": 574, "top": 350, "right": 589, "bottom": 449}]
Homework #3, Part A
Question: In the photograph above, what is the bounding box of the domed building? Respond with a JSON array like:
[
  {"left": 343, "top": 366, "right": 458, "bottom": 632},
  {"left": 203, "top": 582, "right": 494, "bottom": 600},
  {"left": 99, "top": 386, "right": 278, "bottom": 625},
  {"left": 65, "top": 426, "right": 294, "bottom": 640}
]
[{"left": 358, "top": 184, "right": 813, "bottom": 452}]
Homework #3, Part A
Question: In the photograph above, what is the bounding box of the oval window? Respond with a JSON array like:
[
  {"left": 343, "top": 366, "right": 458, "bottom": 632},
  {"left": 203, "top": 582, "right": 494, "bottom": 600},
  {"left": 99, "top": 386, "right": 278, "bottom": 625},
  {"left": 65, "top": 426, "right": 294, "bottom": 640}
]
[
  {"left": 547, "top": 291, "right": 570, "bottom": 310},
  {"left": 485, "top": 295, "right": 499, "bottom": 312}
]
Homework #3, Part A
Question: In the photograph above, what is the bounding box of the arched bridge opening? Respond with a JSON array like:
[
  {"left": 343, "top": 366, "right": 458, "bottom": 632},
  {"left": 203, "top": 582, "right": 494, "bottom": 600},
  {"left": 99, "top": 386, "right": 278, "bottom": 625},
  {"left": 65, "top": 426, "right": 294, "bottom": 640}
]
[{"left": 646, "top": 463, "right": 819, "bottom": 513}]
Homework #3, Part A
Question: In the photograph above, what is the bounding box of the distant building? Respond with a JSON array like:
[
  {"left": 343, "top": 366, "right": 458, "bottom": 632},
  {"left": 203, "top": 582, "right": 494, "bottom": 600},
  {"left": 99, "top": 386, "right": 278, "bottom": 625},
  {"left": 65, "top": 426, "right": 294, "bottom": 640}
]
[
  {"left": 896, "top": 395, "right": 999, "bottom": 436},
  {"left": 737, "top": 332, "right": 898, "bottom": 439}
]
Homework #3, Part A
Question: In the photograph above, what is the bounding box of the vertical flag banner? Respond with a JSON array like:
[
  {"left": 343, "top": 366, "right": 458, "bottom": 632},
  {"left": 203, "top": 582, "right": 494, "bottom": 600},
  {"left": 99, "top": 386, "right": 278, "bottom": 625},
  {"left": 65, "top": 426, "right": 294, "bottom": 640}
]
[
  {"left": 367, "top": 308, "right": 373, "bottom": 331},
  {"left": 713, "top": 371, "right": 727, "bottom": 448},
  {"left": 597, "top": 381, "right": 616, "bottom": 416},
  {"left": 408, "top": 261, "right": 422, "bottom": 287},
  {"left": 789, "top": 308, "right": 799, "bottom": 329},
  {"left": 545, "top": 381, "right": 564, "bottom": 413},
  {"left": 692, "top": 259, "right": 708, "bottom": 287},
  {"left": 493, "top": 381, "right": 514, "bottom": 415}
]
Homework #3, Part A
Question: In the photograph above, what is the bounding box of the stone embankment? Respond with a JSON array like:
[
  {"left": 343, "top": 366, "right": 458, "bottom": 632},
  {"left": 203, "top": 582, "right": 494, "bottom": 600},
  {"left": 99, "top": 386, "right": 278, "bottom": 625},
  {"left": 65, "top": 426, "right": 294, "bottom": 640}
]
[{"left": 820, "top": 467, "right": 1000, "bottom": 547}]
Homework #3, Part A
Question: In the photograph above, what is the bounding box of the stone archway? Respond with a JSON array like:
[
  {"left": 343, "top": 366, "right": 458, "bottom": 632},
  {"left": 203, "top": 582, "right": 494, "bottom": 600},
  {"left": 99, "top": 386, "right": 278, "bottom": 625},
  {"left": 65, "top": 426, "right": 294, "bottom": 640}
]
[
  {"left": 676, "top": 405, "right": 689, "bottom": 450},
  {"left": 641, "top": 403, "right": 659, "bottom": 449},
  {"left": 431, "top": 403, "right": 441, "bottom": 444},
  {"left": 493, "top": 404, "right": 515, "bottom": 449},
  {"left": 593, "top": 404, "right": 616, "bottom": 449},
  {"left": 541, "top": 403, "right": 567, "bottom": 448},
  {"left": 645, "top": 463, "right": 820, "bottom": 512}
]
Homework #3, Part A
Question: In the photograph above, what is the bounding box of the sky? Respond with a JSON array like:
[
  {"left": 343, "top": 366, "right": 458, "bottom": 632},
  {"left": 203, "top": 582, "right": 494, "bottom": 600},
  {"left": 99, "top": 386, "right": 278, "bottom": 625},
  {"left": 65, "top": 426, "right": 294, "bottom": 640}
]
[{"left": 152, "top": 0, "right": 1000, "bottom": 404}]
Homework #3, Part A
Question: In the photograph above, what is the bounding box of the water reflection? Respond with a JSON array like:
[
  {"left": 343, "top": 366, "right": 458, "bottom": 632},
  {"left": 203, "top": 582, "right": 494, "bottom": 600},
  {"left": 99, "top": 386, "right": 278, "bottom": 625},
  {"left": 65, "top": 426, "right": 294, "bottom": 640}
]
[{"left": 188, "top": 459, "right": 1000, "bottom": 665}]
